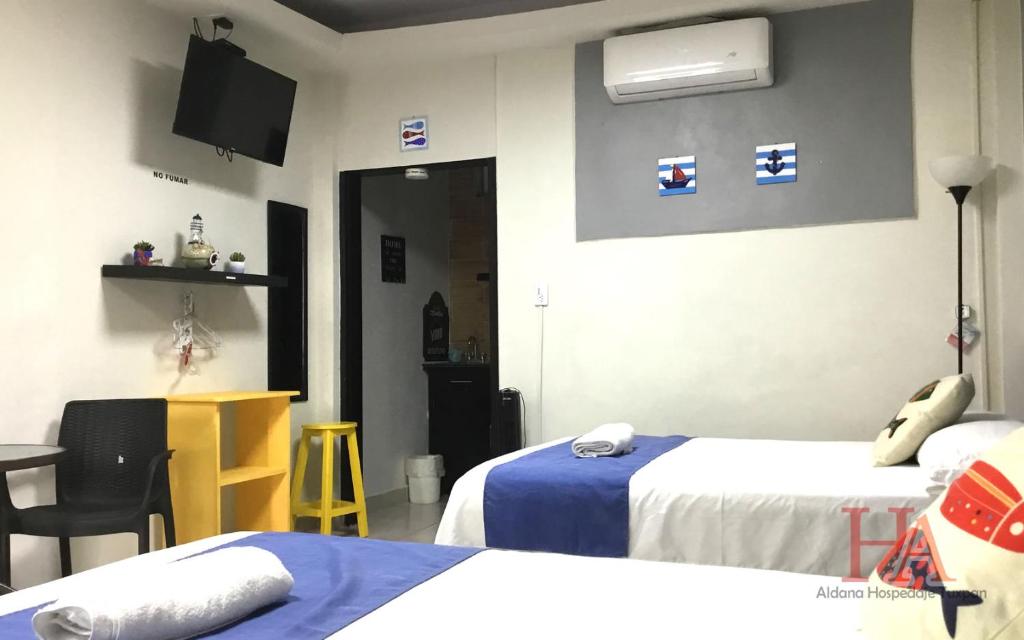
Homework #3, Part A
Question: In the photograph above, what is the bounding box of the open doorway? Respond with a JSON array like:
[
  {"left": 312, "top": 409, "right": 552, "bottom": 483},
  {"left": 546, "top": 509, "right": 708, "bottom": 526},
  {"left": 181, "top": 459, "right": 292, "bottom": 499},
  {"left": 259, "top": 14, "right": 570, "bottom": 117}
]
[{"left": 338, "top": 158, "right": 498, "bottom": 505}]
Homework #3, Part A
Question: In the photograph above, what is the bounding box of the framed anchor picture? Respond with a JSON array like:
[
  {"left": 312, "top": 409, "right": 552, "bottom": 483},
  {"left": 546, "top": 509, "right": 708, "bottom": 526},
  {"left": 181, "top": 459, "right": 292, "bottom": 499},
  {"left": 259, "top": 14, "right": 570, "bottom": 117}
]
[
  {"left": 756, "top": 142, "right": 797, "bottom": 185},
  {"left": 658, "top": 155, "right": 696, "bottom": 196}
]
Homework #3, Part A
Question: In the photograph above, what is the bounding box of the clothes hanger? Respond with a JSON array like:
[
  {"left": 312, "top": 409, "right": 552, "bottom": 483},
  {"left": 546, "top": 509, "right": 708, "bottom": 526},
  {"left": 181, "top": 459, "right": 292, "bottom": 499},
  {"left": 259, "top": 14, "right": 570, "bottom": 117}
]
[{"left": 172, "top": 292, "right": 222, "bottom": 371}]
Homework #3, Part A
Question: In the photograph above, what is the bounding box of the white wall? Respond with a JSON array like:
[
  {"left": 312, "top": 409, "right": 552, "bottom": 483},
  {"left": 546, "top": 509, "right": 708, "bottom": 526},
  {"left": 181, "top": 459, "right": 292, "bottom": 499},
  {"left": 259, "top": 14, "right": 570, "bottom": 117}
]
[
  {"left": 361, "top": 173, "right": 451, "bottom": 496},
  {"left": 336, "top": 0, "right": 1011, "bottom": 449},
  {"left": 336, "top": 56, "right": 496, "bottom": 171},
  {"left": 0, "top": 0, "right": 338, "bottom": 587},
  {"left": 979, "top": 0, "right": 1024, "bottom": 418},
  {"left": 5, "top": 0, "right": 1020, "bottom": 590}
]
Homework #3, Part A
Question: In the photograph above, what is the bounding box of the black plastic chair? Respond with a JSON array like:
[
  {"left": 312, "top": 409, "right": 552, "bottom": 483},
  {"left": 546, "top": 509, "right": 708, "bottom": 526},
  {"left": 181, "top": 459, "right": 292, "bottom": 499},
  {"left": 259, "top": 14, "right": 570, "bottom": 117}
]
[{"left": 6, "top": 399, "right": 175, "bottom": 577}]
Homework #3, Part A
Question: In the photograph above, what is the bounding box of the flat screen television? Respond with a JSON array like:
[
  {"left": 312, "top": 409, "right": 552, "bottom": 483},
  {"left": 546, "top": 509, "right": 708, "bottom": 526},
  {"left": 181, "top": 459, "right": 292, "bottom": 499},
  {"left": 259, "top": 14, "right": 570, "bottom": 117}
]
[{"left": 173, "top": 36, "right": 297, "bottom": 167}]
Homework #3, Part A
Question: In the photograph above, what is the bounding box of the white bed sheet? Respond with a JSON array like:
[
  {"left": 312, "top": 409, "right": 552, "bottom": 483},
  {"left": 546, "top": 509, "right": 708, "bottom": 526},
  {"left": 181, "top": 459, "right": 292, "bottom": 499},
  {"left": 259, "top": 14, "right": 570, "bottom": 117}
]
[
  {"left": 0, "top": 532, "right": 865, "bottom": 639},
  {"left": 435, "top": 437, "right": 935, "bottom": 576}
]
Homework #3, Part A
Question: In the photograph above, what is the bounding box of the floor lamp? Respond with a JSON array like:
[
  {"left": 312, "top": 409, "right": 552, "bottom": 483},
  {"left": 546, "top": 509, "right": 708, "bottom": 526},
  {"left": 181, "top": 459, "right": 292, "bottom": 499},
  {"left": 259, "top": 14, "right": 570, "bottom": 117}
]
[{"left": 928, "top": 155, "right": 994, "bottom": 375}]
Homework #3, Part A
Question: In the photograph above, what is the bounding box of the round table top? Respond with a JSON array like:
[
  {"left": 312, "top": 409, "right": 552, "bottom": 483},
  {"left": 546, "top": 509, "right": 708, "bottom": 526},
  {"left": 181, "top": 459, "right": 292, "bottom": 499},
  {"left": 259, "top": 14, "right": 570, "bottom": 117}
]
[{"left": 0, "top": 445, "right": 65, "bottom": 472}]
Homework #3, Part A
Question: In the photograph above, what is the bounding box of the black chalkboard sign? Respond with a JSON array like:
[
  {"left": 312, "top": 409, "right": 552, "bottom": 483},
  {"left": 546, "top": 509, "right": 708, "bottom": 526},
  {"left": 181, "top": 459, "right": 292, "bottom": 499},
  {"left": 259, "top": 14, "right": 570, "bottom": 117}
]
[
  {"left": 381, "top": 235, "right": 406, "bottom": 283},
  {"left": 423, "top": 291, "right": 449, "bottom": 361}
]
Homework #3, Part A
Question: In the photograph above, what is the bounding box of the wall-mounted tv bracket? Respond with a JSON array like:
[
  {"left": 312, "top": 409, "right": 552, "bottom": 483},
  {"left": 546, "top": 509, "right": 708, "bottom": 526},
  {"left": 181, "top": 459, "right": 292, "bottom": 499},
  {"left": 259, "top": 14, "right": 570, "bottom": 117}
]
[
  {"left": 192, "top": 15, "right": 237, "bottom": 46},
  {"left": 212, "top": 16, "right": 234, "bottom": 37}
]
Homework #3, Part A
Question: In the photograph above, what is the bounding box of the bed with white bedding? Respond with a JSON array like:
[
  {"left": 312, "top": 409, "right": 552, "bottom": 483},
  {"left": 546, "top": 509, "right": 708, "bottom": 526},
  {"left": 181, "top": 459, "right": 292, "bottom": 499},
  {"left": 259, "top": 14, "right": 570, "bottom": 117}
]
[
  {"left": 0, "top": 531, "right": 864, "bottom": 639},
  {"left": 436, "top": 437, "right": 936, "bottom": 576}
]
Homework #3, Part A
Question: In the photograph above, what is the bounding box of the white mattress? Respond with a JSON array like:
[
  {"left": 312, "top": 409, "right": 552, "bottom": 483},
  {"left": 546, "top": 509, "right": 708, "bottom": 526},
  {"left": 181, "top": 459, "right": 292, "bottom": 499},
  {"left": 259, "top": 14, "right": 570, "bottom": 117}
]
[
  {"left": 436, "top": 437, "right": 936, "bottom": 576},
  {"left": 0, "top": 533, "right": 865, "bottom": 639}
]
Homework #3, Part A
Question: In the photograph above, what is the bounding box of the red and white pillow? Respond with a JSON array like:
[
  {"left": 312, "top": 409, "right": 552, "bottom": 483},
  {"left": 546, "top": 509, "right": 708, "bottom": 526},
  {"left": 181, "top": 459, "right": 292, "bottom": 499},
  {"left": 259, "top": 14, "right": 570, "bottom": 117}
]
[{"left": 862, "top": 427, "right": 1024, "bottom": 639}]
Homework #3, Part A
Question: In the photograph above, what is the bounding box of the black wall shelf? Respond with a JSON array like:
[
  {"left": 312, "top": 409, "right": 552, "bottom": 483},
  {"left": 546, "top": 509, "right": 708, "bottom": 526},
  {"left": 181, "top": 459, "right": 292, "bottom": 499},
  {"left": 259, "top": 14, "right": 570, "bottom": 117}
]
[{"left": 102, "top": 265, "right": 287, "bottom": 288}]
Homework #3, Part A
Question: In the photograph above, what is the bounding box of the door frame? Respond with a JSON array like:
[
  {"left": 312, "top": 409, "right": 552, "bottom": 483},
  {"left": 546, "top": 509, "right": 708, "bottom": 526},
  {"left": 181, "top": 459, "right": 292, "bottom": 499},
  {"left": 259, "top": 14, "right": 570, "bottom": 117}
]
[{"left": 338, "top": 157, "right": 499, "bottom": 499}]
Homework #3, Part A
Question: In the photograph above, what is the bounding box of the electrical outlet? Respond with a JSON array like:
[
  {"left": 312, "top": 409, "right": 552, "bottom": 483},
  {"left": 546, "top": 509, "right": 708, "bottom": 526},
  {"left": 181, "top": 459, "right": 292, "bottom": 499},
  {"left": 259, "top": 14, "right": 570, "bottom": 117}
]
[{"left": 534, "top": 283, "right": 549, "bottom": 307}]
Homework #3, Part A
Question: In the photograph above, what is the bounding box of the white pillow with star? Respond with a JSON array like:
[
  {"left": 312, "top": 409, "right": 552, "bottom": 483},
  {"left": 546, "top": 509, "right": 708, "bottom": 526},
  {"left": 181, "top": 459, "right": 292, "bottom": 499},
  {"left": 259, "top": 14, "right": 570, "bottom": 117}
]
[{"left": 872, "top": 375, "right": 974, "bottom": 467}]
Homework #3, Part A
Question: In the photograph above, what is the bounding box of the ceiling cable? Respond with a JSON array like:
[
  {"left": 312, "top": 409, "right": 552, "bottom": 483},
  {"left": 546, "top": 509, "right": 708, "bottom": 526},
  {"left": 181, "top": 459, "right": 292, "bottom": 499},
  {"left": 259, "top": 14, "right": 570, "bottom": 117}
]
[{"left": 193, "top": 16, "right": 234, "bottom": 43}]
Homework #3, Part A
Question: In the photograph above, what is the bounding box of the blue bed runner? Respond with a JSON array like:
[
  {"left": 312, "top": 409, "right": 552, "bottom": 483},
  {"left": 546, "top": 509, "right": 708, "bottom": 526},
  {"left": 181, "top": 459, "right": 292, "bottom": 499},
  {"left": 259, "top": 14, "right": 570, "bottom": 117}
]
[
  {"left": 0, "top": 532, "right": 481, "bottom": 639},
  {"left": 484, "top": 435, "right": 690, "bottom": 557}
]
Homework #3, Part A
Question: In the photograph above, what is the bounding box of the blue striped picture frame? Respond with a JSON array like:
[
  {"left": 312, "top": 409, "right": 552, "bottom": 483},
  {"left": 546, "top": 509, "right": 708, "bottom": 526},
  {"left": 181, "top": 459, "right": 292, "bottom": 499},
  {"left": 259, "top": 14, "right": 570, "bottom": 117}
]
[
  {"left": 756, "top": 143, "right": 797, "bottom": 185},
  {"left": 658, "top": 156, "right": 696, "bottom": 196}
]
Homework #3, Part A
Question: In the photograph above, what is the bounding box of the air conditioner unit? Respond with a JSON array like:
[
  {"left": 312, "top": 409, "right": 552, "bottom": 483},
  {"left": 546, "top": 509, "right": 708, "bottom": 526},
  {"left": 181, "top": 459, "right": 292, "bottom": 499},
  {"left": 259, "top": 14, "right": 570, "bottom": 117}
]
[{"left": 603, "top": 18, "right": 773, "bottom": 104}]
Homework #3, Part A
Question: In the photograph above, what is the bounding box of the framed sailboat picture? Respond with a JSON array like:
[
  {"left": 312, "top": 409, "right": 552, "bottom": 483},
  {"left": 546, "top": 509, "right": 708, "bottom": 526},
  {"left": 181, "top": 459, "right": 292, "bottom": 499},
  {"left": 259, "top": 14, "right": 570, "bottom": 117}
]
[{"left": 658, "top": 156, "right": 696, "bottom": 196}]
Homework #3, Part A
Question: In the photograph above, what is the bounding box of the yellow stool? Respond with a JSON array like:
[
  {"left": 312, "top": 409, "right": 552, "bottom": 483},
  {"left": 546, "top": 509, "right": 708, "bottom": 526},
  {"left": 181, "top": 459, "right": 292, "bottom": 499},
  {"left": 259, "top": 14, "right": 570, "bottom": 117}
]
[{"left": 291, "top": 422, "right": 368, "bottom": 537}]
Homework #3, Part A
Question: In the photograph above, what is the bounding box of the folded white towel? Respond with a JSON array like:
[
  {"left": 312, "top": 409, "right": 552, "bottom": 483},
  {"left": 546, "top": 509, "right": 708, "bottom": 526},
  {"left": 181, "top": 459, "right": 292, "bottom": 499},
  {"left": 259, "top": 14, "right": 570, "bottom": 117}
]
[
  {"left": 32, "top": 546, "right": 294, "bottom": 640},
  {"left": 572, "top": 423, "right": 636, "bottom": 458}
]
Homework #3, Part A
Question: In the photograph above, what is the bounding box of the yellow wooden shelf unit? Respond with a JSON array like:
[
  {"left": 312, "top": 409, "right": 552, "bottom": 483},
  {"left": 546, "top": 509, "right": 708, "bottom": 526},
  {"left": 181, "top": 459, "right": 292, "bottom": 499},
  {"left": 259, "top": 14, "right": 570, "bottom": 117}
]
[
  {"left": 166, "top": 391, "right": 298, "bottom": 544},
  {"left": 219, "top": 465, "right": 288, "bottom": 487}
]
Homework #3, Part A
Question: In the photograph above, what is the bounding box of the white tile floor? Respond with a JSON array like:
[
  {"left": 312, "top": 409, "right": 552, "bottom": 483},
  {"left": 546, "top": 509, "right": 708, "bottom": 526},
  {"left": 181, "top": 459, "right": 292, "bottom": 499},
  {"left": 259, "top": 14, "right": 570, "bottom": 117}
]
[
  {"left": 363, "top": 497, "right": 448, "bottom": 543},
  {"left": 296, "top": 491, "right": 447, "bottom": 543}
]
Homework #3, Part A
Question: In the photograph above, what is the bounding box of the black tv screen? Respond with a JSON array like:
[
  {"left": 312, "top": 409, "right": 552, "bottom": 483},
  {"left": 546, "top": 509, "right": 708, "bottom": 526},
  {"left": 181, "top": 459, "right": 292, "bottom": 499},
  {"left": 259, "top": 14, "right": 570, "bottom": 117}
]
[{"left": 173, "top": 36, "right": 297, "bottom": 166}]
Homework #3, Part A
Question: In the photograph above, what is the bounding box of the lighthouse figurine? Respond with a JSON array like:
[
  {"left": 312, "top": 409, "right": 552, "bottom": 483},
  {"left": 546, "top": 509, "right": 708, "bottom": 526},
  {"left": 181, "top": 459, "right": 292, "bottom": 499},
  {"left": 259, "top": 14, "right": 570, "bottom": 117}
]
[{"left": 181, "top": 214, "right": 219, "bottom": 270}]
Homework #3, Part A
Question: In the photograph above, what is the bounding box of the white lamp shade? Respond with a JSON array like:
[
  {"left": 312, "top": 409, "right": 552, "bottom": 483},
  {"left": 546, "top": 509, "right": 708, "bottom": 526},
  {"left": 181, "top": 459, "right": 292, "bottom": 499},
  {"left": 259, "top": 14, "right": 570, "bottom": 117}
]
[{"left": 928, "top": 155, "right": 994, "bottom": 188}]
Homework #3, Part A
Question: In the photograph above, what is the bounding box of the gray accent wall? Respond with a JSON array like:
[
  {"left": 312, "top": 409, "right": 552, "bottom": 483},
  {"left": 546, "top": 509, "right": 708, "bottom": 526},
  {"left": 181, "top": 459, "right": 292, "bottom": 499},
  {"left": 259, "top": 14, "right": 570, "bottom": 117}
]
[{"left": 574, "top": 0, "right": 914, "bottom": 241}]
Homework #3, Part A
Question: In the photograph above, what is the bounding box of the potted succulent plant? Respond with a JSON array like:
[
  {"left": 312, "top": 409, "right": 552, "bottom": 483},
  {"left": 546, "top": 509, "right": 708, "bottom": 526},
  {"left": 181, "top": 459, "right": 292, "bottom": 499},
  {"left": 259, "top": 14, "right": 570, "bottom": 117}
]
[
  {"left": 133, "top": 241, "right": 155, "bottom": 266},
  {"left": 225, "top": 251, "right": 246, "bottom": 274}
]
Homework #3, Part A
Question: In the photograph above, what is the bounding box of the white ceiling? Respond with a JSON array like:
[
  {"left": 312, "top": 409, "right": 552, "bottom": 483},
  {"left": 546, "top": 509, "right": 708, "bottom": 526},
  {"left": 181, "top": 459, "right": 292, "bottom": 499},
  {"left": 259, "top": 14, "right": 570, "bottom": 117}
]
[{"left": 146, "top": 0, "right": 869, "bottom": 73}]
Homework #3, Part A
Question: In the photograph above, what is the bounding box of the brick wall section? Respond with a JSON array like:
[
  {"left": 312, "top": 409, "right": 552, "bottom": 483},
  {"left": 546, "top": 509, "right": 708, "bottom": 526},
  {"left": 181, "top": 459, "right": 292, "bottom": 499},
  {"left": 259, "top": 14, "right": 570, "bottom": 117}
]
[{"left": 448, "top": 167, "right": 491, "bottom": 360}]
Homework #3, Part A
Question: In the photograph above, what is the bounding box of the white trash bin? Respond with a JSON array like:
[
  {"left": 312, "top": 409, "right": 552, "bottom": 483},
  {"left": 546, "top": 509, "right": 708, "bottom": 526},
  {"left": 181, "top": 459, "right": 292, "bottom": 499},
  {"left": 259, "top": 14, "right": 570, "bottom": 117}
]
[{"left": 405, "top": 455, "right": 445, "bottom": 504}]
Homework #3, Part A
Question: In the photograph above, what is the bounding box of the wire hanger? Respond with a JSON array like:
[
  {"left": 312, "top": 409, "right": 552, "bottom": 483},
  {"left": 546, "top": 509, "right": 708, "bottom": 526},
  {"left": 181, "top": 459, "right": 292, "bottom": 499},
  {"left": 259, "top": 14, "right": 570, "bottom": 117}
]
[{"left": 172, "top": 291, "right": 222, "bottom": 373}]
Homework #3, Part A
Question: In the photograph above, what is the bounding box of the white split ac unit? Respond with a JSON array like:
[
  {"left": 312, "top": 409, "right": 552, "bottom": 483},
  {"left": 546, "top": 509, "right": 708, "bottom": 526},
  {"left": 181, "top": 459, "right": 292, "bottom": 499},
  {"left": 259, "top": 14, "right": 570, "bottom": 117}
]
[{"left": 603, "top": 18, "right": 773, "bottom": 104}]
